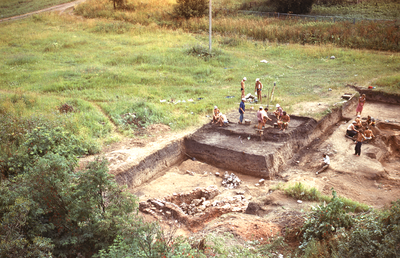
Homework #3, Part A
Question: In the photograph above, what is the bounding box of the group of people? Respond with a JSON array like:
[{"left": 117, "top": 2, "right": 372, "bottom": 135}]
[
  {"left": 241, "top": 77, "right": 264, "bottom": 103},
  {"left": 273, "top": 104, "right": 290, "bottom": 131},
  {"left": 238, "top": 98, "right": 290, "bottom": 131},
  {"left": 345, "top": 94, "right": 376, "bottom": 156}
]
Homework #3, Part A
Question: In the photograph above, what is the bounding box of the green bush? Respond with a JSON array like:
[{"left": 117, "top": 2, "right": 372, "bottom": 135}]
[
  {"left": 173, "top": 0, "right": 208, "bottom": 19},
  {"left": 284, "top": 182, "right": 321, "bottom": 201},
  {"left": 332, "top": 200, "right": 400, "bottom": 258},
  {"left": 300, "top": 189, "right": 353, "bottom": 250},
  {"left": 271, "top": 0, "right": 315, "bottom": 14},
  {"left": 0, "top": 155, "right": 138, "bottom": 257},
  {"left": 1, "top": 126, "right": 88, "bottom": 178}
]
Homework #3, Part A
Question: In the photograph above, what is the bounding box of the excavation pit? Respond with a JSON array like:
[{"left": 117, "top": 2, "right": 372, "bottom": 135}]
[{"left": 91, "top": 91, "right": 400, "bottom": 235}]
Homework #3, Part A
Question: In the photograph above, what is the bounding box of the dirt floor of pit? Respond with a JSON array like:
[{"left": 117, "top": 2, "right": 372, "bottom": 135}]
[{"left": 80, "top": 98, "right": 400, "bottom": 247}]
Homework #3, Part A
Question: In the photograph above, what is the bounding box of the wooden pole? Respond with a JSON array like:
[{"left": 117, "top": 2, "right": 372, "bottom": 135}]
[{"left": 270, "top": 82, "right": 276, "bottom": 102}]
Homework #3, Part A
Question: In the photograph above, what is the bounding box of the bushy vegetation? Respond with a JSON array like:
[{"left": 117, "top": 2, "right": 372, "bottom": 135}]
[
  {"left": 173, "top": 0, "right": 208, "bottom": 19},
  {"left": 271, "top": 0, "right": 315, "bottom": 14},
  {"left": 281, "top": 182, "right": 369, "bottom": 212},
  {"left": 300, "top": 189, "right": 354, "bottom": 249},
  {"left": 298, "top": 197, "right": 400, "bottom": 257},
  {"left": 75, "top": 0, "right": 400, "bottom": 52}
]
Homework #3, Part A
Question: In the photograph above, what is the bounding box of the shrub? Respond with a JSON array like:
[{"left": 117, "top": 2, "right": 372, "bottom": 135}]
[
  {"left": 0, "top": 156, "right": 138, "bottom": 257},
  {"left": 332, "top": 200, "right": 400, "bottom": 258},
  {"left": 173, "top": 0, "right": 208, "bottom": 19},
  {"left": 300, "top": 189, "right": 353, "bottom": 249},
  {"left": 284, "top": 182, "right": 321, "bottom": 201},
  {"left": 1, "top": 126, "right": 88, "bottom": 178},
  {"left": 271, "top": 0, "right": 316, "bottom": 14}
]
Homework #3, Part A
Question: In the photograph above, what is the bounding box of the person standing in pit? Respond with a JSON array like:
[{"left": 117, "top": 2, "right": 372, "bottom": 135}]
[
  {"left": 241, "top": 77, "right": 247, "bottom": 99},
  {"left": 356, "top": 94, "right": 366, "bottom": 116},
  {"left": 354, "top": 130, "right": 366, "bottom": 156},
  {"left": 239, "top": 98, "right": 246, "bottom": 124},
  {"left": 255, "top": 78, "right": 263, "bottom": 103}
]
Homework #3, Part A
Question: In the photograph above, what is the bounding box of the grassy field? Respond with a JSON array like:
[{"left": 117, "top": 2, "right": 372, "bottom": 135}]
[
  {"left": 0, "top": 0, "right": 74, "bottom": 19},
  {"left": 75, "top": 0, "right": 400, "bottom": 52},
  {"left": 0, "top": 3, "right": 399, "bottom": 153}
]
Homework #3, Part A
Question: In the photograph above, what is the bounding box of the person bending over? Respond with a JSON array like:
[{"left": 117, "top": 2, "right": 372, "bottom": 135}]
[
  {"left": 346, "top": 121, "right": 358, "bottom": 138},
  {"left": 218, "top": 113, "right": 229, "bottom": 127}
]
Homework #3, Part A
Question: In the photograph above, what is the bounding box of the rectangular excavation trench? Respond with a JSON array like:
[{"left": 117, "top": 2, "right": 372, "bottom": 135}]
[{"left": 115, "top": 94, "right": 359, "bottom": 189}]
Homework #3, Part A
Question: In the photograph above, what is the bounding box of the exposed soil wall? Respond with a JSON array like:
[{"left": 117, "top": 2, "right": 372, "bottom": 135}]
[
  {"left": 114, "top": 140, "right": 186, "bottom": 188},
  {"left": 185, "top": 137, "right": 275, "bottom": 178},
  {"left": 349, "top": 85, "right": 400, "bottom": 105}
]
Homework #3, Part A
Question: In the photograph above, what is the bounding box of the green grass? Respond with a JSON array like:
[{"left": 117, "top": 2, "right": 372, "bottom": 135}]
[
  {"left": 279, "top": 182, "right": 370, "bottom": 212},
  {"left": 0, "top": 0, "right": 74, "bottom": 19},
  {"left": 0, "top": 11, "right": 399, "bottom": 152}
]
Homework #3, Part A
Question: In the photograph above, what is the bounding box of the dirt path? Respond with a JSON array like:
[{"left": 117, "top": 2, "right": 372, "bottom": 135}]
[{"left": 0, "top": 0, "right": 86, "bottom": 23}]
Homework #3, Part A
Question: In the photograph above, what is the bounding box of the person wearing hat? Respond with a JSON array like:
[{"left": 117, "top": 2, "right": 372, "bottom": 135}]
[
  {"left": 257, "top": 106, "right": 264, "bottom": 132},
  {"left": 241, "top": 77, "right": 247, "bottom": 99},
  {"left": 346, "top": 121, "right": 358, "bottom": 138},
  {"left": 238, "top": 98, "right": 246, "bottom": 124},
  {"left": 212, "top": 106, "right": 220, "bottom": 124},
  {"left": 254, "top": 78, "right": 263, "bottom": 103},
  {"left": 273, "top": 104, "right": 283, "bottom": 120}
]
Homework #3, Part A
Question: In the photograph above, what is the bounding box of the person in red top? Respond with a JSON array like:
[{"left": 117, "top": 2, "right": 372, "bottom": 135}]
[{"left": 356, "top": 94, "right": 366, "bottom": 116}]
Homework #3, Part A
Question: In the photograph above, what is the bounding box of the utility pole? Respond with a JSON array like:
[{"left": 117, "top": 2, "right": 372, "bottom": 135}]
[{"left": 209, "top": 0, "right": 212, "bottom": 54}]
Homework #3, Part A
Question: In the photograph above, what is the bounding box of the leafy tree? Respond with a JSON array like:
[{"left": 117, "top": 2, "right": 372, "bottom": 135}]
[
  {"left": 0, "top": 154, "right": 138, "bottom": 257},
  {"left": 1, "top": 126, "right": 88, "bottom": 178},
  {"left": 272, "top": 0, "right": 315, "bottom": 14},
  {"left": 173, "top": 0, "right": 208, "bottom": 19}
]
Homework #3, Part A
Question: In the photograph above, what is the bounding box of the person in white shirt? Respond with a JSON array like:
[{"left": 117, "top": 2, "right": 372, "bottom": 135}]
[
  {"left": 316, "top": 153, "right": 330, "bottom": 175},
  {"left": 346, "top": 121, "right": 358, "bottom": 138}
]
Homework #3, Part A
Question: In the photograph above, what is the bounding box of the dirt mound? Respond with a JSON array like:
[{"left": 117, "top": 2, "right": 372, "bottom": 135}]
[{"left": 146, "top": 123, "right": 171, "bottom": 135}]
